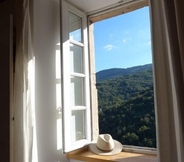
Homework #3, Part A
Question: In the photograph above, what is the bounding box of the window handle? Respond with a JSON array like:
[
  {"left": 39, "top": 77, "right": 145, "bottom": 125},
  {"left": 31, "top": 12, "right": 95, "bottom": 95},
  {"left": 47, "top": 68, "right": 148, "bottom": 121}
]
[{"left": 57, "top": 107, "right": 62, "bottom": 114}]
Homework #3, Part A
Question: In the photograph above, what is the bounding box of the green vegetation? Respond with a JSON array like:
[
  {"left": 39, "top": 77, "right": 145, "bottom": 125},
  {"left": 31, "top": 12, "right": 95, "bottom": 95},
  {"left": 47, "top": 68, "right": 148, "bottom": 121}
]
[{"left": 96, "top": 64, "right": 156, "bottom": 148}]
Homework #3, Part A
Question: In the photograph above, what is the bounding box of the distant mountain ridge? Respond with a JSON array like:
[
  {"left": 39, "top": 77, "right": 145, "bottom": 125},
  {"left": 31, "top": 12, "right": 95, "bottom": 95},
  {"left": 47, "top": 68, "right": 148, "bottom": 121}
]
[{"left": 96, "top": 64, "right": 152, "bottom": 82}]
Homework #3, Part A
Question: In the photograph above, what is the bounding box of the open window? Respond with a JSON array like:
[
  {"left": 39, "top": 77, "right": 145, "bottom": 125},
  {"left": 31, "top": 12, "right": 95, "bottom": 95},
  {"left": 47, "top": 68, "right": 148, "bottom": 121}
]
[
  {"left": 61, "top": 1, "right": 91, "bottom": 153},
  {"left": 61, "top": 0, "right": 156, "bottom": 155}
]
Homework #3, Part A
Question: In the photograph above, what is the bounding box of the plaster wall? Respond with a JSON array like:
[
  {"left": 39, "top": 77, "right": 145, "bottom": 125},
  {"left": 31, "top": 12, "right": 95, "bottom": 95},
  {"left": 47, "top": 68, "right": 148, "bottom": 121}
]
[{"left": 34, "top": 0, "right": 68, "bottom": 161}]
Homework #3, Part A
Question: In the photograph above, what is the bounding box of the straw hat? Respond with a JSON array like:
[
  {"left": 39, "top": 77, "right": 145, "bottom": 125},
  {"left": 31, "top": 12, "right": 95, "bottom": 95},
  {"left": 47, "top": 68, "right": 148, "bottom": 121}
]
[{"left": 89, "top": 134, "right": 123, "bottom": 155}]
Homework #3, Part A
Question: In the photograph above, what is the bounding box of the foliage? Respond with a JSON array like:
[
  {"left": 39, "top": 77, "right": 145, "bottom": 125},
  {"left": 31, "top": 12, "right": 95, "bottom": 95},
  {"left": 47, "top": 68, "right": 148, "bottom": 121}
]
[{"left": 96, "top": 65, "right": 156, "bottom": 148}]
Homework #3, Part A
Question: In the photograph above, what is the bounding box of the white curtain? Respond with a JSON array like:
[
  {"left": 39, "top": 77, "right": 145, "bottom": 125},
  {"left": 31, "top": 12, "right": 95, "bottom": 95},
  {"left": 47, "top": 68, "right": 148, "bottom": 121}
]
[
  {"left": 14, "top": 0, "right": 36, "bottom": 161},
  {"left": 149, "top": 0, "right": 184, "bottom": 161}
]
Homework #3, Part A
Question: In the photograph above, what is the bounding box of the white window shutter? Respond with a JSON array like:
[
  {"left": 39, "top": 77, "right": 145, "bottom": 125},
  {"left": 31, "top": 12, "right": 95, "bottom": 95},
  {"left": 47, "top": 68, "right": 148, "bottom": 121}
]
[{"left": 61, "top": 1, "right": 91, "bottom": 153}]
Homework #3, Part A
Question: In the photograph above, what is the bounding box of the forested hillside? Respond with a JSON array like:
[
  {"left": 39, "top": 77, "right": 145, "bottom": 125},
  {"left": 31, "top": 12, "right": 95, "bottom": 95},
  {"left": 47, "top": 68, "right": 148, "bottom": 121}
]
[
  {"left": 96, "top": 64, "right": 156, "bottom": 148},
  {"left": 96, "top": 64, "right": 152, "bottom": 81}
]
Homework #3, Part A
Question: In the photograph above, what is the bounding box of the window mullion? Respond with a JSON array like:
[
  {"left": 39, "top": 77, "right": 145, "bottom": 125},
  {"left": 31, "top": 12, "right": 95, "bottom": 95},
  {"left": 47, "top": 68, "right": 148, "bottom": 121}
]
[
  {"left": 71, "top": 106, "right": 87, "bottom": 111},
  {"left": 70, "top": 40, "right": 84, "bottom": 47}
]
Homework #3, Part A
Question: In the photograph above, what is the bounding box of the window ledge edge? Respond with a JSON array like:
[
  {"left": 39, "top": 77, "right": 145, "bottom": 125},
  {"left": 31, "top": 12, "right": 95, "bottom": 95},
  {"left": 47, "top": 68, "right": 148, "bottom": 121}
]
[{"left": 67, "top": 146, "right": 157, "bottom": 162}]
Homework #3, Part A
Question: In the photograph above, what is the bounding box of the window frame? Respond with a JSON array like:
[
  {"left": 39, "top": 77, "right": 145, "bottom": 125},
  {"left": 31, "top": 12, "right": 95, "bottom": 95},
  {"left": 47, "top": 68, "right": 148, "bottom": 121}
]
[
  {"left": 61, "top": 0, "right": 157, "bottom": 155},
  {"left": 87, "top": 0, "right": 157, "bottom": 155}
]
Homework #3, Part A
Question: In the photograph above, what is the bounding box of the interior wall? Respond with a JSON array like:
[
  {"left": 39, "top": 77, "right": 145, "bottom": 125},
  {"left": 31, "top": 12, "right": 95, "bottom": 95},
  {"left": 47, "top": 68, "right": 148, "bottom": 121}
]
[
  {"left": 34, "top": 0, "right": 68, "bottom": 161},
  {"left": 0, "top": 0, "right": 13, "bottom": 161}
]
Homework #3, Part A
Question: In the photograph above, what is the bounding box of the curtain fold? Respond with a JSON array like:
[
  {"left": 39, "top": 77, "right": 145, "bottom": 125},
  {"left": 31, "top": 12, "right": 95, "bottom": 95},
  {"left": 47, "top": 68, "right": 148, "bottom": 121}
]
[
  {"left": 14, "top": 0, "right": 35, "bottom": 161},
  {"left": 172, "top": 0, "right": 184, "bottom": 138},
  {"left": 150, "top": 0, "right": 184, "bottom": 161},
  {"left": 165, "top": 1, "right": 184, "bottom": 161}
]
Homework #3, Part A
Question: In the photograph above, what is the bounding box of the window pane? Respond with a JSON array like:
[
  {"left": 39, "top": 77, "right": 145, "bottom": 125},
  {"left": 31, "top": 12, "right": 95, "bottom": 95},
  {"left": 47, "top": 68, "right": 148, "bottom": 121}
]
[
  {"left": 71, "top": 110, "right": 86, "bottom": 142},
  {"left": 95, "top": 7, "right": 156, "bottom": 148},
  {"left": 70, "top": 43, "right": 83, "bottom": 73},
  {"left": 69, "top": 12, "right": 82, "bottom": 42},
  {"left": 71, "top": 76, "right": 84, "bottom": 106}
]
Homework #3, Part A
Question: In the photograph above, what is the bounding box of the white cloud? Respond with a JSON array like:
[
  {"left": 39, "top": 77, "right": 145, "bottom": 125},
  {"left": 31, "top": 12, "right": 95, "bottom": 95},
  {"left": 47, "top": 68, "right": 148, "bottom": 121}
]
[
  {"left": 141, "top": 41, "right": 151, "bottom": 46},
  {"left": 109, "top": 34, "right": 114, "bottom": 37},
  {"left": 123, "top": 30, "right": 130, "bottom": 34},
  {"left": 139, "top": 30, "right": 144, "bottom": 33},
  {"left": 104, "top": 44, "right": 114, "bottom": 51},
  {"left": 122, "top": 37, "right": 131, "bottom": 43},
  {"left": 123, "top": 39, "right": 127, "bottom": 43}
]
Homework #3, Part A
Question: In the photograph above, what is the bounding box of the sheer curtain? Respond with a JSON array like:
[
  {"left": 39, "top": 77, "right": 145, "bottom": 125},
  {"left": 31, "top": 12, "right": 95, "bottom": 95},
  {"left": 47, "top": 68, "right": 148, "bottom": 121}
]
[
  {"left": 150, "top": 0, "right": 184, "bottom": 161},
  {"left": 14, "top": 0, "right": 36, "bottom": 161}
]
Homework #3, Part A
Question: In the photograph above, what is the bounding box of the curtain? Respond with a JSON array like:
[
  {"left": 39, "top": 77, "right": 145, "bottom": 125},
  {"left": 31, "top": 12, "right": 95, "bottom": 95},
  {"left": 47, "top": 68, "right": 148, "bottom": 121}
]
[
  {"left": 149, "top": 0, "right": 184, "bottom": 161},
  {"left": 14, "top": 0, "right": 36, "bottom": 161},
  {"left": 164, "top": 1, "right": 184, "bottom": 161}
]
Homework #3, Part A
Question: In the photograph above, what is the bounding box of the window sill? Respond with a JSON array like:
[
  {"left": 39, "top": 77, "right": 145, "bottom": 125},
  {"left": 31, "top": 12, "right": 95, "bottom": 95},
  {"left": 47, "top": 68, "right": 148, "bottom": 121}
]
[{"left": 67, "top": 146, "right": 157, "bottom": 162}]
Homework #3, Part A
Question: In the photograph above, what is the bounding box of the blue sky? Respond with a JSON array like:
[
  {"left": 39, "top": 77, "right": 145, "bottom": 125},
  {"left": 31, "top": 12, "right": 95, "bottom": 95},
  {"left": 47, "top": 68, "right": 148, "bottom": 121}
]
[{"left": 94, "top": 6, "right": 152, "bottom": 72}]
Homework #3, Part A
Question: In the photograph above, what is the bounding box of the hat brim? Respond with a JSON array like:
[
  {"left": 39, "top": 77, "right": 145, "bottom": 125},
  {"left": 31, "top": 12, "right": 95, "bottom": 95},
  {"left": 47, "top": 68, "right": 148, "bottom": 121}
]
[{"left": 89, "top": 140, "right": 123, "bottom": 156}]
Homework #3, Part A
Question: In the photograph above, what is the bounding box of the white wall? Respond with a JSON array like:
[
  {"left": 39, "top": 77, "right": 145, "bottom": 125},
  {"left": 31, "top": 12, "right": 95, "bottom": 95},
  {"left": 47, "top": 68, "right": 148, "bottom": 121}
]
[{"left": 34, "top": 0, "right": 69, "bottom": 161}]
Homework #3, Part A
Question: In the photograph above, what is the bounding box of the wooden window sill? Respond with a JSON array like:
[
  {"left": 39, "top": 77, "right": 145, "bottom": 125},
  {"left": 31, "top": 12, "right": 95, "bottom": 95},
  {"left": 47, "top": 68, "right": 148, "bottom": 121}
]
[{"left": 67, "top": 146, "right": 157, "bottom": 162}]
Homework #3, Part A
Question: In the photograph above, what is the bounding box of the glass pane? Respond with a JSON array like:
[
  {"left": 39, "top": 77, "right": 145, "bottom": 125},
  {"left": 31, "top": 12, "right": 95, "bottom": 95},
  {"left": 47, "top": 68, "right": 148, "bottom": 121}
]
[
  {"left": 69, "top": 12, "right": 82, "bottom": 42},
  {"left": 70, "top": 43, "right": 83, "bottom": 73},
  {"left": 70, "top": 76, "right": 84, "bottom": 106},
  {"left": 71, "top": 110, "right": 86, "bottom": 142}
]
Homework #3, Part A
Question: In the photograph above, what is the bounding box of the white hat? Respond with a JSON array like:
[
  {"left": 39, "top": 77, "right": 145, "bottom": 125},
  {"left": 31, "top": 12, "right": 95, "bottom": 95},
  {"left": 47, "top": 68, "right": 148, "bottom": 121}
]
[{"left": 89, "top": 134, "right": 123, "bottom": 155}]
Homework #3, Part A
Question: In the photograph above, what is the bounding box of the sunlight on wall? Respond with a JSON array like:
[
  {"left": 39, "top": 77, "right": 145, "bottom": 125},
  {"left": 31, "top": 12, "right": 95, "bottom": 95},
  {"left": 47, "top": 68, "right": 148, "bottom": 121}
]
[
  {"left": 56, "top": 48, "right": 61, "bottom": 79},
  {"left": 28, "top": 57, "right": 38, "bottom": 162},
  {"left": 55, "top": 44, "right": 62, "bottom": 150}
]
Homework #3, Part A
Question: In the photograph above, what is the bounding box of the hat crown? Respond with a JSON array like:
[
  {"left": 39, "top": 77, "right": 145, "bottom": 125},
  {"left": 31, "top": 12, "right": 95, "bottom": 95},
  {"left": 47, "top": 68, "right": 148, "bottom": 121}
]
[{"left": 96, "top": 134, "right": 114, "bottom": 151}]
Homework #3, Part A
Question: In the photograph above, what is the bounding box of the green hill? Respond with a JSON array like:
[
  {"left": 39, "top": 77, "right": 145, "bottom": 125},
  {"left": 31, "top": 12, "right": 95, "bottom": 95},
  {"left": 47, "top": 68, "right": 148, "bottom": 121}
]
[
  {"left": 96, "top": 64, "right": 152, "bottom": 82},
  {"left": 96, "top": 64, "right": 156, "bottom": 148}
]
